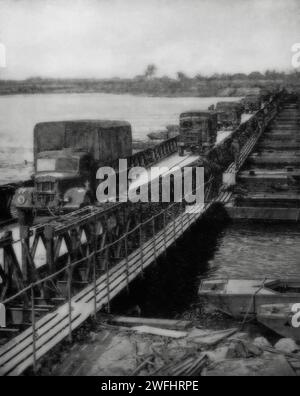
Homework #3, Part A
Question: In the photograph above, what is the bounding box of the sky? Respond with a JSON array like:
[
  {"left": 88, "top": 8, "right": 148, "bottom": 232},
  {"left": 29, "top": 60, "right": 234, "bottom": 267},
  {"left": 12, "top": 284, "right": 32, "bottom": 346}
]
[{"left": 0, "top": 0, "right": 299, "bottom": 79}]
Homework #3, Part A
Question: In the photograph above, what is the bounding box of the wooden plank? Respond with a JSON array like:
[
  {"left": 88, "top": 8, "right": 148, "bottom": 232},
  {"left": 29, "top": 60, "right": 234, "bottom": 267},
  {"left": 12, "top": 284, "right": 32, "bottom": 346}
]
[
  {"left": 109, "top": 316, "right": 192, "bottom": 330},
  {"left": 131, "top": 325, "right": 187, "bottom": 338}
]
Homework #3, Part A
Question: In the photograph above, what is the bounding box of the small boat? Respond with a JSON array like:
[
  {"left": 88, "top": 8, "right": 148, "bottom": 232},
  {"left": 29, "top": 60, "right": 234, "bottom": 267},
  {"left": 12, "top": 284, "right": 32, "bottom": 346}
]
[
  {"left": 257, "top": 303, "right": 300, "bottom": 341},
  {"left": 198, "top": 279, "right": 300, "bottom": 319}
]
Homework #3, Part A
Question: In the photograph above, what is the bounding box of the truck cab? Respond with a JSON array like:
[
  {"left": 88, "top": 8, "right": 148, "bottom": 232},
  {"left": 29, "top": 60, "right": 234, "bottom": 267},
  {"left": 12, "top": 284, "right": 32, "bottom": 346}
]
[
  {"left": 242, "top": 95, "right": 262, "bottom": 113},
  {"left": 33, "top": 150, "right": 94, "bottom": 212},
  {"left": 12, "top": 120, "right": 132, "bottom": 217},
  {"left": 178, "top": 111, "right": 217, "bottom": 156},
  {"left": 215, "top": 102, "right": 244, "bottom": 130}
]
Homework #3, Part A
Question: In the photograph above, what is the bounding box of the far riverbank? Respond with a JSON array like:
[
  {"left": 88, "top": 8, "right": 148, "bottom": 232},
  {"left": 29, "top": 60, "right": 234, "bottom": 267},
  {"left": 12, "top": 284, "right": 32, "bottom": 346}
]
[{"left": 1, "top": 75, "right": 298, "bottom": 97}]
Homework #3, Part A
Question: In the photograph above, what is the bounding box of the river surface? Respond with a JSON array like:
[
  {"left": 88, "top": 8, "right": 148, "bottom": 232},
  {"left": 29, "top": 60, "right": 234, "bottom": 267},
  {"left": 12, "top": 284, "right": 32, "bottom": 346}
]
[
  {"left": 112, "top": 220, "right": 300, "bottom": 318},
  {"left": 0, "top": 93, "right": 239, "bottom": 184}
]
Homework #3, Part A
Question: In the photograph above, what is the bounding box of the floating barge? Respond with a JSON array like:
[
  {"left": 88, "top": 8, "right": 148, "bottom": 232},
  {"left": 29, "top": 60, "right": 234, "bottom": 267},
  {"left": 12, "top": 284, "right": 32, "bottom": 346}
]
[
  {"left": 257, "top": 303, "right": 300, "bottom": 341},
  {"left": 199, "top": 279, "right": 300, "bottom": 319}
]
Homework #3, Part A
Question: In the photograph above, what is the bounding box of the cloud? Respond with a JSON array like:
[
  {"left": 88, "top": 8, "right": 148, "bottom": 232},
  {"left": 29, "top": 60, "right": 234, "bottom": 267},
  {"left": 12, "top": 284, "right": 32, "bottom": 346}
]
[{"left": 0, "top": 0, "right": 299, "bottom": 79}]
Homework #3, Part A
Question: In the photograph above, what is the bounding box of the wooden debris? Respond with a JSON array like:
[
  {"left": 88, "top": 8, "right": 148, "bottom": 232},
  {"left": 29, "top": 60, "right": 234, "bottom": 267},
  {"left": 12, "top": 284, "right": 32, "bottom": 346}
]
[
  {"left": 109, "top": 316, "right": 192, "bottom": 330},
  {"left": 205, "top": 355, "right": 296, "bottom": 377},
  {"left": 132, "top": 357, "right": 155, "bottom": 376},
  {"left": 156, "top": 354, "right": 208, "bottom": 376},
  {"left": 287, "top": 358, "right": 300, "bottom": 376},
  {"left": 187, "top": 328, "right": 238, "bottom": 346},
  {"left": 262, "top": 346, "right": 300, "bottom": 361},
  {"left": 131, "top": 325, "right": 187, "bottom": 339}
]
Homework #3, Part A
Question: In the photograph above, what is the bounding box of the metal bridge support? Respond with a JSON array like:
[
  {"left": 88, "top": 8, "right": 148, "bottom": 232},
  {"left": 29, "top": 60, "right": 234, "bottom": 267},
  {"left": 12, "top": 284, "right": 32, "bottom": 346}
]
[
  {"left": 20, "top": 225, "right": 31, "bottom": 283},
  {"left": 44, "top": 225, "right": 55, "bottom": 275},
  {"left": 17, "top": 210, "right": 36, "bottom": 290},
  {"left": 0, "top": 231, "right": 26, "bottom": 301}
]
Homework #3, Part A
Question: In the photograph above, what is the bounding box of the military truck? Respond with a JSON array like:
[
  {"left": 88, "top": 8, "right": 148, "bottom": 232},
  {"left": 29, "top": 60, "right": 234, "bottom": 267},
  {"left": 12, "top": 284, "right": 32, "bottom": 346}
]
[
  {"left": 12, "top": 120, "right": 132, "bottom": 217},
  {"left": 178, "top": 111, "right": 218, "bottom": 156},
  {"left": 215, "top": 102, "right": 244, "bottom": 130},
  {"left": 241, "top": 95, "right": 262, "bottom": 113}
]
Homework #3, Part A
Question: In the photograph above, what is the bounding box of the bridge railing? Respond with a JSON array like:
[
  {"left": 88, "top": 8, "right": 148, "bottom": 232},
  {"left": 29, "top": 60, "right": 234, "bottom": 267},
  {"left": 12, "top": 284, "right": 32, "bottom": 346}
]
[
  {"left": 109, "top": 136, "right": 178, "bottom": 171},
  {"left": 203, "top": 93, "right": 281, "bottom": 183}
]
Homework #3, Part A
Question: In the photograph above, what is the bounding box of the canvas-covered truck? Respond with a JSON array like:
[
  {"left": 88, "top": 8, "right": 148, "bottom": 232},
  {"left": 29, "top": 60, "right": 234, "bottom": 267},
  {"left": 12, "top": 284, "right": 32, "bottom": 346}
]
[
  {"left": 215, "top": 102, "right": 244, "bottom": 130},
  {"left": 178, "top": 111, "right": 218, "bottom": 156},
  {"left": 12, "top": 120, "right": 132, "bottom": 217}
]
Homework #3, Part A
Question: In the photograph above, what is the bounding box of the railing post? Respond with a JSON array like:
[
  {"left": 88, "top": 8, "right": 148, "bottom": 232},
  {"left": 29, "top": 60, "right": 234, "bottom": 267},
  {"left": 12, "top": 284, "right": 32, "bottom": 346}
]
[
  {"left": 180, "top": 201, "right": 185, "bottom": 235},
  {"left": 44, "top": 225, "right": 55, "bottom": 275},
  {"left": 152, "top": 217, "right": 157, "bottom": 264},
  {"left": 124, "top": 234, "right": 129, "bottom": 292},
  {"left": 187, "top": 203, "right": 192, "bottom": 228},
  {"left": 93, "top": 252, "right": 97, "bottom": 319},
  {"left": 20, "top": 225, "right": 30, "bottom": 283},
  {"left": 105, "top": 248, "right": 111, "bottom": 314},
  {"left": 173, "top": 205, "right": 177, "bottom": 244},
  {"left": 18, "top": 210, "right": 33, "bottom": 284},
  {"left": 139, "top": 224, "right": 144, "bottom": 278},
  {"left": 67, "top": 257, "right": 73, "bottom": 343},
  {"left": 31, "top": 285, "right": 37, "bottom": 373},
  {"left": 92, "top": 226, "right": 97, "bottom": 319},
  {"left": 163, "top": 210, "right": 167, "bottom": 255}
]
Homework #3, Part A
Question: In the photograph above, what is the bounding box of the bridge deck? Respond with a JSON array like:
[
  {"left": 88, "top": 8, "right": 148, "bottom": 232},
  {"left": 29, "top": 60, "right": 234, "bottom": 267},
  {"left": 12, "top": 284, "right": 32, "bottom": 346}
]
[{"left": 227, "top": 97, "right": 300, "bottom": 221}]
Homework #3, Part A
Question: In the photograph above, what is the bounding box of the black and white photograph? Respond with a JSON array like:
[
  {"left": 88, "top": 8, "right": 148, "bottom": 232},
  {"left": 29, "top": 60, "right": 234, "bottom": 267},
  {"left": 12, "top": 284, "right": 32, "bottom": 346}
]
[{"left": 0, "top": 0, "right": 300, "bottom": 379}]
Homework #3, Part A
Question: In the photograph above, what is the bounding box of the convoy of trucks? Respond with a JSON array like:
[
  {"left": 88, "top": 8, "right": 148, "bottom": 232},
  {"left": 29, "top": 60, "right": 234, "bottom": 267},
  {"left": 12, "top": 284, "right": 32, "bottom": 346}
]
[
  {"left": 2, "top": 88, "right": 275, "bottom": 220},
  {"left": 177, "top": 90, "right": 273, "bottom": 157}
]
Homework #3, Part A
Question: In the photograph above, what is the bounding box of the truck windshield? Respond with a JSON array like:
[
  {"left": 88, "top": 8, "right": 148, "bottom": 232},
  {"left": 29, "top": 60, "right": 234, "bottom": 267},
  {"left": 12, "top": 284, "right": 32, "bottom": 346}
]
[
  {"left": 37, "top": 158, "right": 79, "bottom": 172},
  {"left": 180, "top": 118, "right": 207, "bottom": 130}
]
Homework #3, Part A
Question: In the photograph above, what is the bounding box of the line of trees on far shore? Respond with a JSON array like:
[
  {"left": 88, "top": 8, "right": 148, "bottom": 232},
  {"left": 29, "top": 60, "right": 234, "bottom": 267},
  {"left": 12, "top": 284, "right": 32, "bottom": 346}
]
[{"left": 0, "top": 65, "right": 299, "bottom": 97}]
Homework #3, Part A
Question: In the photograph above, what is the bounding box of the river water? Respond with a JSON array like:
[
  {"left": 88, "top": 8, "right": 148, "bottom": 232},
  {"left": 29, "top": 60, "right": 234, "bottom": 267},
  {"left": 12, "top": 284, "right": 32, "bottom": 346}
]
[
  {"left": 112, "top": 219, "right": 300, "bottom": 318},
  {"left": 0, "top": 93, "right": 238, "bottom": 184}
]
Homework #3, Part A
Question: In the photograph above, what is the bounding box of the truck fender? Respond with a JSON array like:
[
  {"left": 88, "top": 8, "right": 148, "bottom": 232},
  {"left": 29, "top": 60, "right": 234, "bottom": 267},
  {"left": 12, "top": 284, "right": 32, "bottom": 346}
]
[{"left": 63, "top": 188, "right": 92, "bottom": 209}]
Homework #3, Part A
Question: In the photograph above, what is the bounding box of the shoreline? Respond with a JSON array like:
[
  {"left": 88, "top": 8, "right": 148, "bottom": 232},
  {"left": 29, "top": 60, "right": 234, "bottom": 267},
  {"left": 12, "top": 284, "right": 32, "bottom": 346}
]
[
  {"left": 0, "top": 90, "right": 243, "bottom": 98},
  {"left": 0, "top": 76, "right": 296, "bottom": 98}
]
